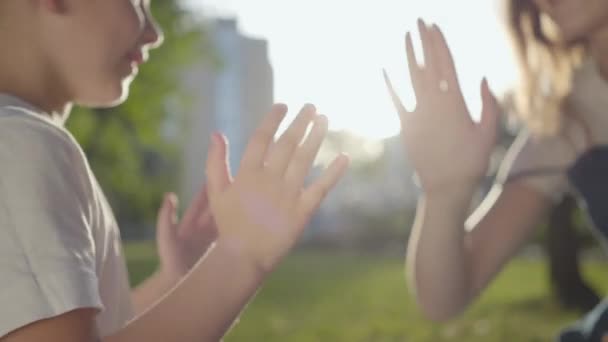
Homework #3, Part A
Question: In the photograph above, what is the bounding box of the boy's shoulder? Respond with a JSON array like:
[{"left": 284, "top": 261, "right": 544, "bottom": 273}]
[
  {"left": 0, "top": 105, "right": 79, "bottom": 158},
  {"left": 0, "top": 105, "right": 93, "bottom": 198}
]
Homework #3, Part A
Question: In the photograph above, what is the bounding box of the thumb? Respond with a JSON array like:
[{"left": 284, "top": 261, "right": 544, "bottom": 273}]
[
  {"left": 157, "top": 192, "right": 178, "bottom": 240},
  {"left": 206, "top": 132, "right": 232, "bottom": 199},
  {"left": 479, "top": 78, "right": 500, "bottom": 143}
]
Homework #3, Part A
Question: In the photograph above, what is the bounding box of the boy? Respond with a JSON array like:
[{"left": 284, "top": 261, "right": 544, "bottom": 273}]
[{"left": 0, "top": 0, "right": 349, "bottom": 341}]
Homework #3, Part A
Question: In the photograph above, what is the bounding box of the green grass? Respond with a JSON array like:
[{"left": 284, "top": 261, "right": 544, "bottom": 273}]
[{"left": 124, "top": 242, "right": 608, "bottom": 341}]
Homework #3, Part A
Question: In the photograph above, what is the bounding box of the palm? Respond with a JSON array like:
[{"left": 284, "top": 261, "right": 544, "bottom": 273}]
[
  {"left": 211, "top": 177, "right": 301, "bottom": 266},
  {"left": 384, "top": 20, "right": 500, "bottom": 191},
  {"left": 402, "top": 86, "right": 495, "bottom": 188}
]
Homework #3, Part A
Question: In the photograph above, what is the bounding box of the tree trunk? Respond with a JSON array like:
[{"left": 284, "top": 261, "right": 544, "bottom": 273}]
[{"left": 546, "top": 194, "right": 600, "bottom": 312}]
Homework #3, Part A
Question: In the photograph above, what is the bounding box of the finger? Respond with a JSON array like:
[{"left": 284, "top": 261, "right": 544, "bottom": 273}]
[
  {"left": 418, "top": 18, "right": 437, "bottom": 83},
  {"left": 240, "top": 104, "right": 288, "bottom": 172},
  {"left": 265, "top": 104, "right": 317, "bottom": 176},
  {"left": 180, "top": 184, "right": 208, "bottom": 226},
  {"left": 480, "top": 78, "right": 500, "bottom": 141},
  {"left": 299, "top": 154, "right": 350, "bottom": 219},
  {"left": 405, "top": 31, "right": 423, "bottom": 99},
  {"left": 430, "top": 24, "right": 460, "bottom": 94},
  {"left": 179, "top": 183, "right": 210, "bottom": 237},
  {"left": 383, "top": 70, "right": 410, "bottom": 119},
  {"left": 179, "top": 206, "right": 216, "bottom": 242},
  {"left": 196, "top": 207, "right": 213, "bottom": 229},
  {"left": 284, "top": 114, "right": 329, "bottom": 195},
  {"left": 206, "top": 132, "right": 232, "bottom": 199},
  {"left": 157, "top": 193, "right": 178, "bottom": 240},
  {"left": 194, "top": 209, "right": 218, "bottom": 243}
]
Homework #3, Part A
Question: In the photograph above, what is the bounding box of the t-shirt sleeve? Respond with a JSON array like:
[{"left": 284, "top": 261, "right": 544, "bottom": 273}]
[
  {"left": 0, "top": 116, "right": 102, "bottom": 337},
  {"left": 496, "top": 129, "right": 578, "bottom": 203}
]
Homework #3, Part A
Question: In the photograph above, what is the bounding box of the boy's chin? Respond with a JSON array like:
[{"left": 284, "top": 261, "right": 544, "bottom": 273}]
[{"left": 75, "top": 82, "right": 132, "bottom": 108}]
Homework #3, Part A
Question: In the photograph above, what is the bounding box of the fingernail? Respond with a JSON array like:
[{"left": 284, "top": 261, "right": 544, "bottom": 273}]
[
  {"left": 273, "top": 103, "right": 287, "bottom": 111},
  {"left": 339, "top": 153, "right": 351, "bottom": 167},
  {"left": 315, "top": 114, "right": 329, "bottom": 126},
  {"left": 418, "top": 18, "right": 428, "bottom": 30},
  {"left": 166, "top": 193, "right": 178, "bottom": 206},
  {"left": 304, "top": 103, "right": 317, "bottom": 112},
  {"left": 211, "top": 132, "right": 223, "bottom": 147},
  {"left": 271, "top": 104, "right": 288, "bottom": 118}
]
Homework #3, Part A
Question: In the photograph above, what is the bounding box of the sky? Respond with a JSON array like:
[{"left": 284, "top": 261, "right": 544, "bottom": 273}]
[{"left": 182, "top": 0, "right": 518, "bottom": 140}]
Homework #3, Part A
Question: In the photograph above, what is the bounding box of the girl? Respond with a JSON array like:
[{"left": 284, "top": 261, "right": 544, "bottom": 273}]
[
  {"left": 384, "top": 0, "right": 608, "bottom": 340},
  {"left": 0, "top": 0, "right": 349, "bottom": 341}
]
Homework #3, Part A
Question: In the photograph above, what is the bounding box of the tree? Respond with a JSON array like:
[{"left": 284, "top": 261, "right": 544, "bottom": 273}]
[{"left": 67, "top": 3, "right": 212, "bottom": 236}]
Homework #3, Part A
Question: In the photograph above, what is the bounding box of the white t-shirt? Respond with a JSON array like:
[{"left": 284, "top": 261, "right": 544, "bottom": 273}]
[
  {"left": 499, "top": 60, "right": 608, "bottom": 202},
  {"left": 0, "top": 94, "right": 134, "bottom": 338}
]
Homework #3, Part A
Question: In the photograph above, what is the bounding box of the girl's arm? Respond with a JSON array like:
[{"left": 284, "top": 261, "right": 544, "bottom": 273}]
[
  {"left": 384, "top": 21, "right": 553, "bottom": 321},
  {"left": 407, "top": 181, "right": 550, "bottom": 321}
]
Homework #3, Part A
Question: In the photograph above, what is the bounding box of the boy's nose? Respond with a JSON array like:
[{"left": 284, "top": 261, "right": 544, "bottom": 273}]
[{"left": 142, "top": 14, "right": 164, "bottom": 50}]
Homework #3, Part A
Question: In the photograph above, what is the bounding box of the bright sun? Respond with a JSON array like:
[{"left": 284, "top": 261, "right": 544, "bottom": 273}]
[{"left": 186, "top": 0, "right": 518, "bottom": 141}]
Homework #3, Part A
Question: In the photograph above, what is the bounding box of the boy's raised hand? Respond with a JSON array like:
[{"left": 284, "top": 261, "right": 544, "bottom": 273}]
[{"left": 205, "top": 104, "right": 349, "bottom": 273}]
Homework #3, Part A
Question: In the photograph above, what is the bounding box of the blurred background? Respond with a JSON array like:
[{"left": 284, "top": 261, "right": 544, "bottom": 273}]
[{"left": 69, "top": 0, "right": 608, "bottom": 340}]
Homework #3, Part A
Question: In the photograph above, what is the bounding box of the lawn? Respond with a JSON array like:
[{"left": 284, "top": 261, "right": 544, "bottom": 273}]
[{"left": 124, "top": 242, "right": 608, "bottom": 341}]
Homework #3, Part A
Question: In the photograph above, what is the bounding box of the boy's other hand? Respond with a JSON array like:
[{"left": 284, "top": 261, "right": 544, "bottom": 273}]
[{"left": 155, "top": 185, "right": 218, "bottom": 281}]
